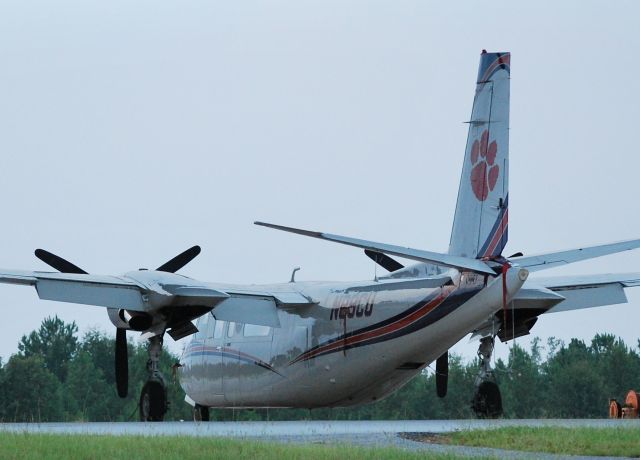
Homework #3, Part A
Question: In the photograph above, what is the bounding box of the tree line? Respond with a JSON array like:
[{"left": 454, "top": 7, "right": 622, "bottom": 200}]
[{"left": 1, "top": 316, "right": 639, "bottom": 422}]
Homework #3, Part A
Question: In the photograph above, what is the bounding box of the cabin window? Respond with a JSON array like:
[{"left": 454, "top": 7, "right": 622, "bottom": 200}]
[
  {"left": 213, "top": 320, "right": 225, "bottom": 339},
  {"left": 243, "top": 324, "right": 271, "bottom": 337},
  {"left": 206, "top": 317, "right": 216, "bottom": 339},
  {"left": 227, "top": 322, "right": 244, "bottom": 338}
]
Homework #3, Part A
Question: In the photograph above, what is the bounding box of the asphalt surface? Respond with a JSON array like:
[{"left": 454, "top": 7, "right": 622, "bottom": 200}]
[{"left": 1, "top": 419, "right": 639, "bottom": 459}]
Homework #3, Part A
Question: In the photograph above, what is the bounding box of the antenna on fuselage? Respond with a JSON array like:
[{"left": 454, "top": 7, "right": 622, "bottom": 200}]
[{"left": 290, "top": 266, "right": 301, "bottom": 283}]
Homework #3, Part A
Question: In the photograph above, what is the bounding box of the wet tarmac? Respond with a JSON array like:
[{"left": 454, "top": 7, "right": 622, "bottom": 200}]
[{"left": 1, "top": 419, "right": 639, "bottom": 459}]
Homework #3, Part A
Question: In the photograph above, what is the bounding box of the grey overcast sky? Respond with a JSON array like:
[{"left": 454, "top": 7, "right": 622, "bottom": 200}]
[{"left": 0, "top": 0, "right": 639, "bottom": 362}]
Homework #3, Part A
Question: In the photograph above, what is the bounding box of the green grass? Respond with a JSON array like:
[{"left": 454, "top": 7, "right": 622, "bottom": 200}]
[
  {"left": 0, "top": 433, "right": 466, "bottom": 460},
  {"left": 448, "top": 426, "right": 640, "bottom": 457},
  {"left": 8, "top": 427, "right": 639, "bottom": 459}
]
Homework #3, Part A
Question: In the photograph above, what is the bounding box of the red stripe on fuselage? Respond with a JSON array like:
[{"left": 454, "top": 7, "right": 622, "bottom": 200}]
[{"left": 291, "top": 288, "right": 451, "bottom": 363}]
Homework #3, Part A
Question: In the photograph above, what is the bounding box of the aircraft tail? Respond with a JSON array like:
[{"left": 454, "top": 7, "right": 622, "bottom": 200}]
[{"left": 449, "top": 51, "right": 510, "bottom": 259}]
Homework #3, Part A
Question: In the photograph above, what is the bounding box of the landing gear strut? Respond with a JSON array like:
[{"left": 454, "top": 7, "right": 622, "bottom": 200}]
[
  {"left": 139, "top": 335, "right": 168, "bottom": 421},
  {"left": 193, "top": 404, "right": 210, "bottom": 422},
  {"left": 471, "top": 336, "right": 503, "bottom": 418}
]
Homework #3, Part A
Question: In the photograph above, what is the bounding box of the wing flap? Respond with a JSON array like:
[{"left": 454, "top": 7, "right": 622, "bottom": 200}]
[
  {"left": 0, "top": 270, "right": 148, "bottom": 310},
  {"left": 212, "top": 295, "right": 281, "bottom": 328},
  {"left": 520, "top": 273, "right": 640, "bottom": 313},
  {"left": 546, "top": 284, "right": 627, "bottom": 313},
  {"left": 35, "top": 279, "right": 147, "bottom": 310}
]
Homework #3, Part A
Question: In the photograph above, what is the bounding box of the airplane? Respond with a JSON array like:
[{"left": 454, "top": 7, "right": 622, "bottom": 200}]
[{"left": 1, "top": 50, "right": 640, "bottom": 421}]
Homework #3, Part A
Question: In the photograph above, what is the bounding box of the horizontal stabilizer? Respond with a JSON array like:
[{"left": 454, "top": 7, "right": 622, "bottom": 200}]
[
  {"left": 512, "top": 239, "right": 640, "bottom": 272},
  {"left": 254, "top": 221, "right": 496, "bottom": 275}
]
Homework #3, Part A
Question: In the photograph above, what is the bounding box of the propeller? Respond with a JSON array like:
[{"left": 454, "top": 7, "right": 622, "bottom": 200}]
[
  {"left": 34, "top": 245, "right": 202, "bottom": 399},
  {"left": 156, "top": 246, "right": 201, "bottom": 273},
  {"left": 436, "top": 351, "right": 448, "bottom": 398},
  {"left": 364, "top": 249, "right": 404, "bottom": 272},
  {"left": 35, "top": 249, "right": 88, "bottom": 274},
  {"left": 115, "top": 328, "right": 128, "bottom": 397}
]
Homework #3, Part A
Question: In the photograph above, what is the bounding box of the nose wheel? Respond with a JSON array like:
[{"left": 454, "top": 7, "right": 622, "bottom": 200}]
[
  {"left": 140, "top": 379, "right": 167, "bottom": 421},
  {"left": 139, "top": 335, "right": 168, "bottom": 422},
  {"left": 471, "top": 336, "right": 503, "bottom": 418}
]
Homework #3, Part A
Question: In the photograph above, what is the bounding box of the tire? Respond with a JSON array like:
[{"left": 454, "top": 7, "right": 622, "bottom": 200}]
[
  {"left": 472, "top": 381, "right": 503, "bottom": 418},
  {"left": 193, "top": 404, "right": 210, "bottom": 422},
  {"left": 139, "top": 380, "right": 167, "bottom": 422}
]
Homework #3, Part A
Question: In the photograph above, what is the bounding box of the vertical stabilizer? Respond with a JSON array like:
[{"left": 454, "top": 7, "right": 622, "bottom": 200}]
[{"left": 449, "top": 51, "right": 510, "bottom": 259}]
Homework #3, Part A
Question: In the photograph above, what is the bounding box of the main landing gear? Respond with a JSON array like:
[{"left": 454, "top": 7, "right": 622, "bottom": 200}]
[
  {"left": 193, "top": 404, "right": 210, "bottom": 422},
  {"left": 471, "top": 336, "right": 503, "bottom": 418},
  {"left": 139, "top": 335, "right": 169, "bottom": 422}
]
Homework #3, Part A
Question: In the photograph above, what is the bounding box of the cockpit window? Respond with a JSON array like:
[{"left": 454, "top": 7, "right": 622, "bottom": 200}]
[
  {"left": 195, "top": 314, "right": 208, "bottom": 339},
  {"left": 227, "top": 322, "right": 243, "bottom": 338}
]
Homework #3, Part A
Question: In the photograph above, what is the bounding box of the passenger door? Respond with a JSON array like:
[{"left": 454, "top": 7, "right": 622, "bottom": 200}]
[
  {"left": 204, "top": 316, "right": 225, "bottom": 396},
  {"left": 238, "top": 324, "right": 274, "bottom": 400},
  {"left": 222, "top": 321, "right": 244, "bottom": 404}
]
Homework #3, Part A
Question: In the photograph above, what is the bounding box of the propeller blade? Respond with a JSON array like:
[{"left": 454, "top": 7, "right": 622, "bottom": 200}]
[
  {"left": 115, "top": 328, "right": 128, "bottom": 398},
  {"left": 364, "top": 249, "right": 405, "bottom": 272},
  {"left": 35, "top": 249, "right": 88, "bottom": 274},
  {"left": 156, "top": 245, "right": 201, "bottom": 273},
  {"left": 436, "top": 351, "right": 448, "bottom": 398}
]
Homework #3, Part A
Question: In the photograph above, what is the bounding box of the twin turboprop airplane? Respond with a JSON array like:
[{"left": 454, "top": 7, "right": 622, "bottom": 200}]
[{"left": 2, "top": 50, "right": 640, "bottom": 421}]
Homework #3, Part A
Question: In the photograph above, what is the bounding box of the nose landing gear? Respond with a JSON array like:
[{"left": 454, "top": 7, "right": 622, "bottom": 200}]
[
  {"left": 139, "top": 335, "right": 168, "bottom": 422},
  {"left": 471, "top": 336, "right": 503, "bottom": 418}
]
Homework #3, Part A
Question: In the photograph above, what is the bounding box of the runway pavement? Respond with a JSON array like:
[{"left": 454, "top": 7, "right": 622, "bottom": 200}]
[{"left": 0, "top": 418, "right": 638, "bottom": 437}]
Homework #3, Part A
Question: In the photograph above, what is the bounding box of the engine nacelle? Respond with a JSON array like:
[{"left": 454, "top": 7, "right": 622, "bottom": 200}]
[{"left": 107, "top": 308, "right": 153, "bottom": 331}]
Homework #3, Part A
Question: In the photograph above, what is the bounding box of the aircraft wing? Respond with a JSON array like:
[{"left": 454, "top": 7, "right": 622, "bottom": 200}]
[
  {"left": 511, "top": 239, "right": 640, "bottom": 272},
  {"left": 0, "top": 270, "right": 152, "bottom": 310},
  {"left": 471, "top": 272, "right": 640, "bottom": 341},
  {"left": 254, "top": 221, "right": 496, "bottom": 275},
  {"left": 530, "top": 273, "right": 640, "bottom": 313},
  {"left": 0, "top": 269, "right": 309, "bottom": 330}
]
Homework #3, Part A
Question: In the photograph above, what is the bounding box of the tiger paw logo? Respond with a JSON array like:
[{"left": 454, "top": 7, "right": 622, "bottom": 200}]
[{"left": 470, "top": 130, "right": 499, "bottom": 201}]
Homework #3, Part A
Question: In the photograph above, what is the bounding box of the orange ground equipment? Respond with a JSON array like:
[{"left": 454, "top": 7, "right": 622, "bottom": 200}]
[
  {"left": 610, "top": 390, "right": 640, "bottom": 419},
  {"left": 623, "top": 390, "right": 639, "bottom": 419},
  {"left": 609, "top": 399, "right": 621, "bottom": 418}
]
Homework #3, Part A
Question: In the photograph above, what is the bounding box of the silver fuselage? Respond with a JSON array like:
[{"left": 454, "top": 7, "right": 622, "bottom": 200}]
[{"left": 179, "top": 267, "right": 526, "bottom": 408}]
